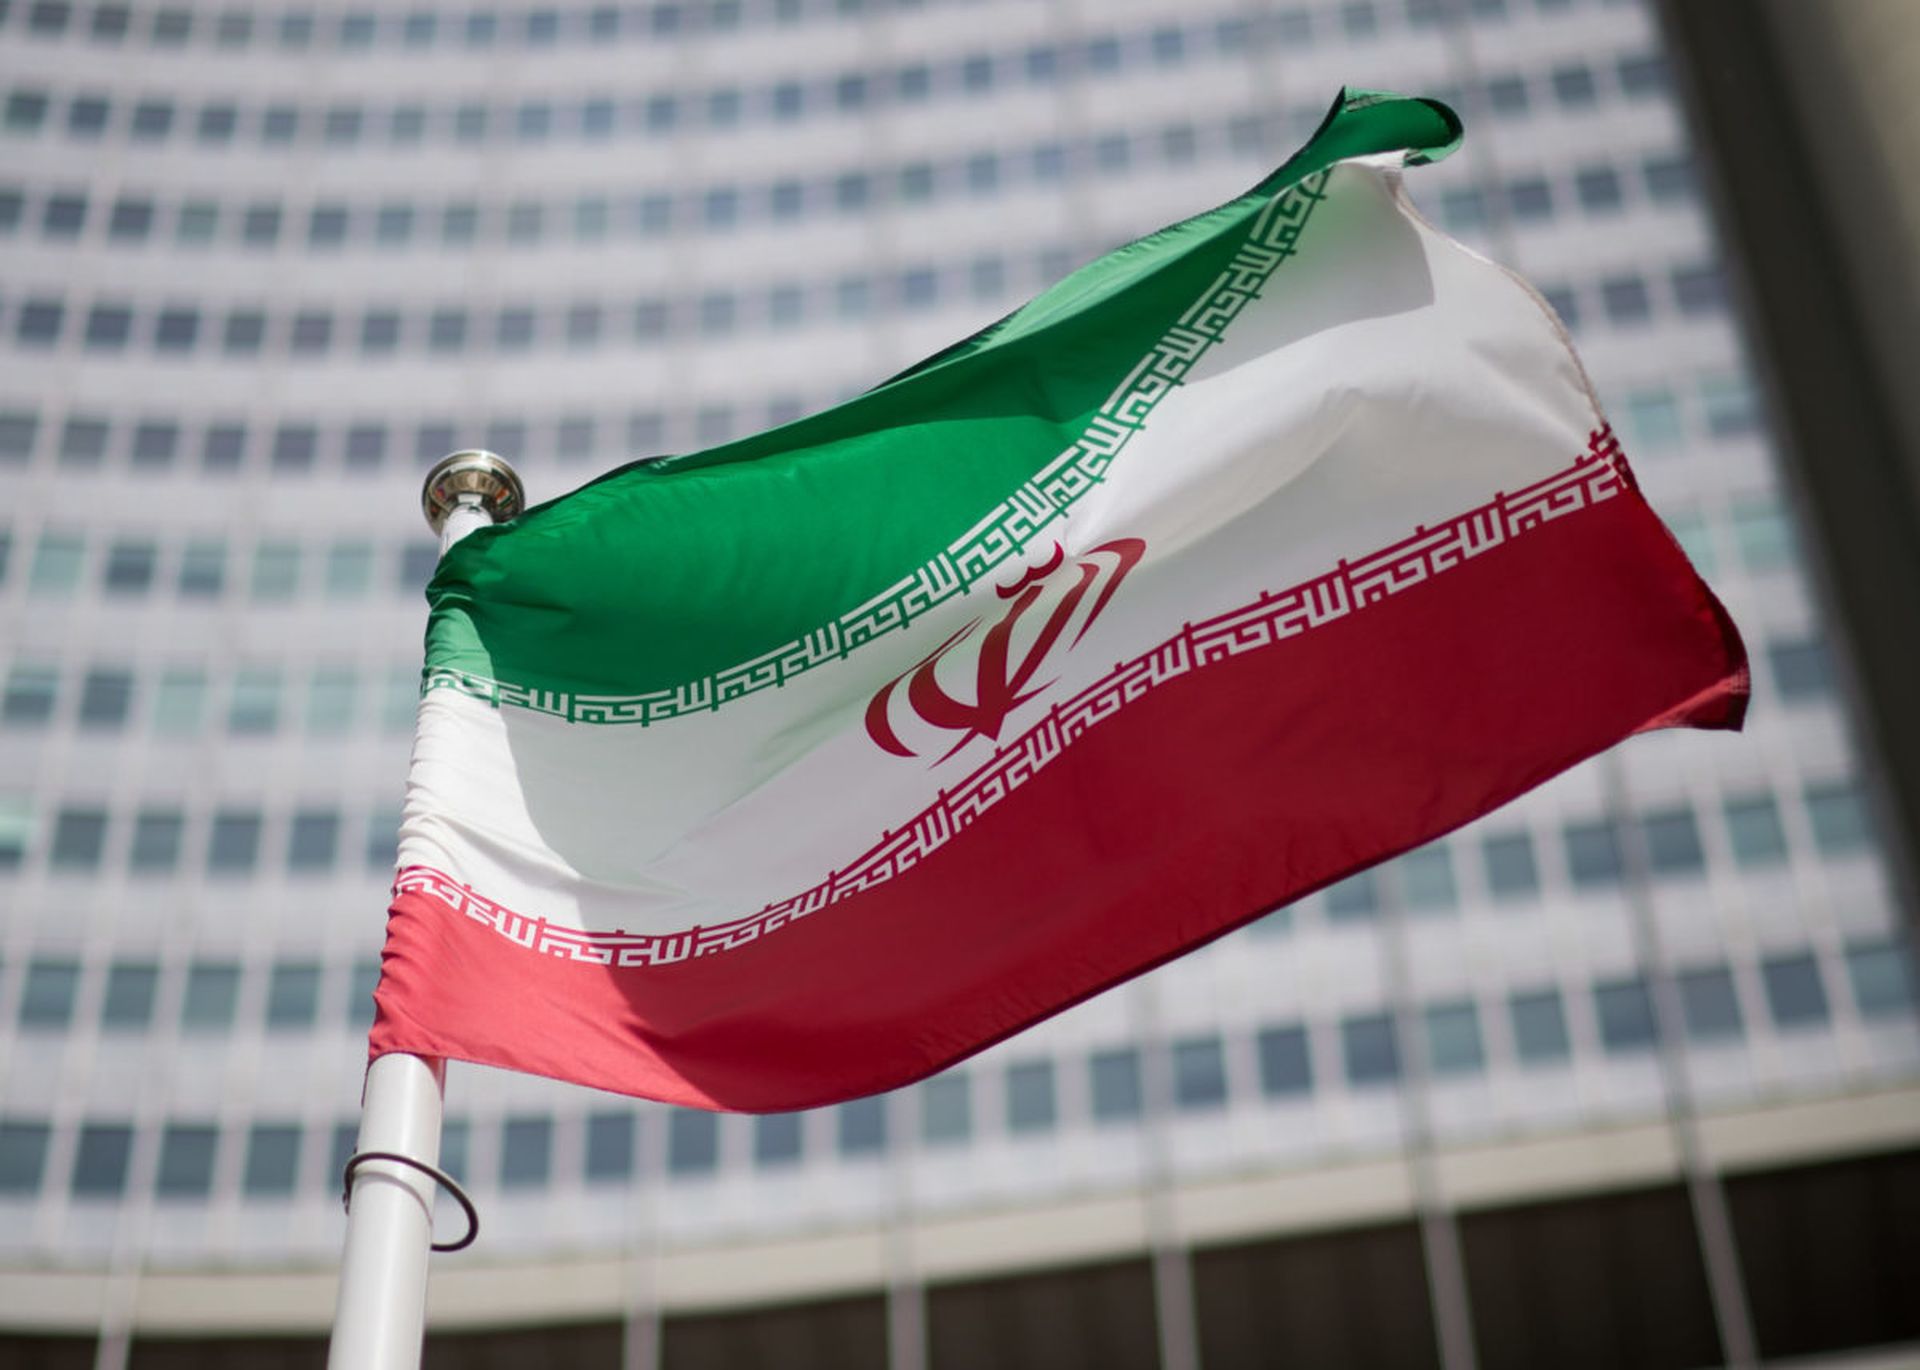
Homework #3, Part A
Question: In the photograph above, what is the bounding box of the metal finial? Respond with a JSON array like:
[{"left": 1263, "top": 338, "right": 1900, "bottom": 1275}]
[{"left": 421, "top": 450, "right": 525, "bottom": 536}]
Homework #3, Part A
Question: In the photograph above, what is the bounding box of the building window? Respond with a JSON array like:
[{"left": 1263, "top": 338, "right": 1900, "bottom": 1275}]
[
  {"left": 251, "top": 542, "right": 300, "bottom": 600},
  {"left": 1089, "top": 1047, "right": 1142, "bottom": 1122},
  {"left": 1399, "top": 843, "right": 1457, "bottom": 911},
  {"left": 1594, "top": 977, "right": 1658, "bottom": 1053},
  {"left": 667, "top": 1109, "right": 718, "bottom": 1175},
  {"left": 266, "top": 963, "right": 320, "bottom": 1029},
  {"left": 72, "top": 1123, "right": 134, "bottom": 1198},
  {"left": 30, "top": 531, "right": 85, "bottom": 596},
  {"left": 1424, "top": 1002, "right": 1485, "bottom": 1075},
  {"left": 1549, "top": 63, "right": 1598, "bottom": 107},
  {"left": 1509, "top": 988, "right": 1572, "bottom": 1064},
  {"left": 1172, "top": 1036, "right": 1229, "bottom": 1110},
  {"left": 500, "top": 1116, "right": 552, "bottom": 1187},
  {"left": 1761, "top": 954, "right": 1829, "bottom": 1029},
  {"left": 837, "top": 1096, "right": 886, "bottom": 1155},
  {"left": 1724, "top": 795, "right": 1789, "bottom": 868},
  {"left": 78, "top": 668, "right": 134, "bottom": 729},
  {"left": 1805, "top": 781, "right": 1872, "bottom": 856},
  {"left": 222, "top": 311, "right": 267, "bottom": 354},
  {"left": 3, "top": 664, "right": 58, "bottom": 727},
  {"left": 50, "top": 808, "right": 108, "bottom": 871},
  {"left": 1256, "top": 1024, "right": 1312, "bottom": 1096},
  {"left": 1563, "top": 821, "right": 1623, "bottom": 888},
  {"left": 128, "top": 810, "right": 183, "bottom": 874},
  {"left": 207, "top": 812, "right": 262, "bottom": 874},
  {"left": 155, "top": 1124, "right": 218, "bottom": 1198},
  {"left": 1005, "top": 1060, "right": 1056, "bottom": 1133},
  {"left": 242, "top": 203, "right": 282, "bottom": 245},
  {"left": 288, "top": 810, "right": 339, "bottom": 872},
  {"left": 1730, "top": 497, "right": 1795, "bottom": 570},
  {"left": 1600, "top": 275, "right": 1653, "bottom": 326},
  {"left": 920, "top": 1073, "right": 971, "bottom": 1144},
  {"left": 1505, "top": 177, "right": 1554, "bottom": 223},
  {"left": 584, "top": 1112, "right": 634, "bottom": 1182},
  {"left": 101, "top": 962, "right": 158, "bottom": 1028},
  {"left": 1574, "top": 164, "right": 1625, "bottom": 213},
  {"left": 243, "top": 1124, "right": 301, "bottom": 1196},
  {"left": 131, "top": 421, "right": 178, "bottom": 470},
  {"left": 1677, "top": 966, "right": 1743, "bottom": 1042},
  {"left": 325, "top": 542, "right": 374, "bottom": 598},
  {"left": 0, "top": 1121, "right": 51, "bottom": 1194},
  {"left": 753, "top": 1113, "right": 803, "bottom": 1167},
  {"left": 1766, "top": 637, "right": 1831, "bottom": 701},
  {"left": 345, "top": 425, "right": 387, "bottom": 469},
  {"left": 1480, "top": 831, "right": 1538, "bottom": 899},
  {"left": 20, "top": 960, "right": 81, "bottom": 1028},
  {"left": 152, "top": 669, "right": 207, "bottom": 735},
  {"left": 346, "top": 958, "right": 380, "bottom": 1024},
  {"left": 1671, "top": 264, "right": 1726, "bottom": 316},
  {"left": 1341, "top": 1013, "right": 1400, "bottom": 1085},
  {"left": 1324, "top": 870, "right": 1378, "bottom": 921},
  {"left": 1641, "top": 808, "right": 1705, "bottom": 876},
  {"left": 228, "top": 668, "right": 281, "bottom": 735},
  {"left": 16, "top": 297, "right": 65, "bottom": 346},
  {"left": 1846, "top": 942, "right": 1916, "bottom": 1020},
  {"left": 182, "top": 962, "right": 240, "bottom": 1030}
]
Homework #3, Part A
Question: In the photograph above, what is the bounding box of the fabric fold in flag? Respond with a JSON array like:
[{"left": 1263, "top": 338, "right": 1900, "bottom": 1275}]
[{"left": 370, "top": 89, "right": 1747, "bottom": 1111}]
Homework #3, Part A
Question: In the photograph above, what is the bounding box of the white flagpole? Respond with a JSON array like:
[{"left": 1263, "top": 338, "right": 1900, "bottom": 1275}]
[{"left": 327, "top": 451, "right": 526, "bottom": 1370}]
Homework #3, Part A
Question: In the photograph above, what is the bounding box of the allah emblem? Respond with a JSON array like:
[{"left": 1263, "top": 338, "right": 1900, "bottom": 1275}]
[{"left": 865, "top": 538, "right": 1147, "bottom": 763}]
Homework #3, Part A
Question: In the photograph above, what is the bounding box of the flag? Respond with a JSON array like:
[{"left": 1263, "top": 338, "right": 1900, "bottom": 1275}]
[{"left": 370, "top": 91, "right": 1747, "bottom": 1111}]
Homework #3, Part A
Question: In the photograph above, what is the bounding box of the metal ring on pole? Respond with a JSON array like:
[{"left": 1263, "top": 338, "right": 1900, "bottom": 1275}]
[{"left": 341, "top": 1150, "right": 480, "bottom": 1253}]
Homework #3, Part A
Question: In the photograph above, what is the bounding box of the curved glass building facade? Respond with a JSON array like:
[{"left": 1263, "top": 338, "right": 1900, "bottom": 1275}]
[{"left": 1, "top": 1, "right": 1916, "bottom": 1366}]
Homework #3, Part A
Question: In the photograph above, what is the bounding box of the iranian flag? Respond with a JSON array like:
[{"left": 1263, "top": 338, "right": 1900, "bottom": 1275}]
[{"left": 370, "top": 92, "right": 1746, "bottom": 1111}]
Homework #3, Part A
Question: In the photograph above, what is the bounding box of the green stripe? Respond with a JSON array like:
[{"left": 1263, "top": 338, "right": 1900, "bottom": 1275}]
[{"left": 425, "top": 90, "right": 1461, "bottom": 712}]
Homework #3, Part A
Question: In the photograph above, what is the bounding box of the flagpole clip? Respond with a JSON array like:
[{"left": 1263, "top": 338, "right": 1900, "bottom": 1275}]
[{"left": 340, "top": 1149, "right": 480, "bottom": 1253}]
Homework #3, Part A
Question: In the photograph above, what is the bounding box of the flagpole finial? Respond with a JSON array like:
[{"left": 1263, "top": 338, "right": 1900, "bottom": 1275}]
[{"left": 422, "top": 449, "right": 526, "bottom": 536}]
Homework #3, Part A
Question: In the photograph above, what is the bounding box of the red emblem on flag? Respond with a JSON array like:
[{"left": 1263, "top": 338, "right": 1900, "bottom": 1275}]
[{"left": 865, "top": 538, "right": 1146, "bottom": 762}]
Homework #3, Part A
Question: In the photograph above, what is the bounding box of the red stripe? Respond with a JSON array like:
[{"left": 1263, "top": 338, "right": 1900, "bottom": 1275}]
[{"left": 370, "top": 486, "right": 1745, "bottom": 1111}]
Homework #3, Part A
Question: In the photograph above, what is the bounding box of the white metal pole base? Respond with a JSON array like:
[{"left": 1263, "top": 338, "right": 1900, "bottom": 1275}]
[{"left": 328, "top": 1052, "right": 447, "bottom": 1370}]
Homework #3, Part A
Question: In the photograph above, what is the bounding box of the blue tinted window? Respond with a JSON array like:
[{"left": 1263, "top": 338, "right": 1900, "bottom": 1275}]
[
  {"left": 1341, "top": 1014, "right": 1399, "bottom": 1085},
  {"left": 1005, "top": 1061, "right": 1055, "bottom": 1133},
  {"left": 130, "top": 811, "right": 182, "bottom": 872},
  {"left": 1424, "top": 1002, "right": 1485, "bottom": 1075},
  {"left": 1642, "top": 809, "right": 1705, "bottom": 875},
  {"left": 1846, "top": 943, "right": 1916, "bottom": 1020},
  {"left": 182, "top": 962, "right": 239, "bottom": 1030},
  {"left": 753, "top": 1113, "right": 802, "bottom": 1166},
  {"left": 1725, "top": 795, "right": 1788, "bottom": 868},
  {"left": 102, "top": 963, "right": 157, "bottom": 1028},
  {"left": 1767, "top": 638, "right": 1831, "bottom": 701},
  {"left": 1564, "top": 822, "right": 1622, "bottom": 888},
  {"left": 920, "top": 1073, "right": 970, "bottom": 1144},
  {"left": 20, "top": 960, "right": 79, "bottom": 1027},
  {"left": 1594, "top": 978, "right": 1658, "bottom": 1053},
  {"left": 1089, "top": 1048, "right": 1141, "bottom": 1122},
  {"left": 1678, "top": 967, "right": 1743, "bottom": 1041},
  {"left": 0, "top": 1121, "right": 51, "bottom": 1194},
  {"left": 500, "top": 1116, "right": 551, "bottom": 1187},
  {"left": 156, "top": 1124, "right": 217, "bottom": 1197},
  {"left": 1256, "top": 1025, "right": 1311, "bottom": 1096},
  {"left": 1481, "top": 832, "right": 1537, "bottom": 899},
  {"left": 585, "top": 1112, "right": 634, "bottom": 1181},
  {"left": 667, "top": 1109, "right": 717, "bottom": 1174},
  {"left": 1509, "top": 989, "right": 1570, "bottom": 1064},
  {"left": 1324, "top": 870, "right": 1377, "bottom": 921},
  {"left": 837, "top": 1097, "right": 885, "bottom": 1155},
  {"left": 72, "top": 1123, "right": 133, "bottom": 1197},
  {"left": 244, "top": 1124, "right": 301, "bottom": 1196},
  {"left": 1399, "top": 844, "right": 1456, "bottom": 911},
  {"left": 266, "top": 964, "right": 320, "bottom": 1028},
  {"left": 1761, "top": 954, "right": 1829, "bottom": 1029},
  {"left": 1173, "top": 1036, "right": 1228, "bottom": 1110}
]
